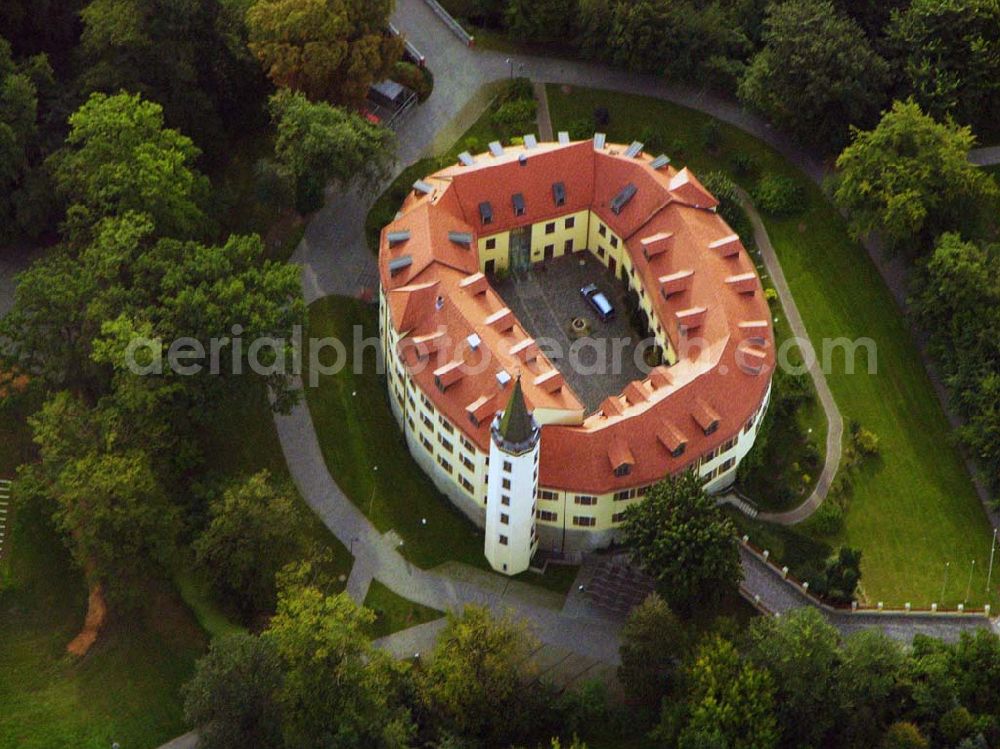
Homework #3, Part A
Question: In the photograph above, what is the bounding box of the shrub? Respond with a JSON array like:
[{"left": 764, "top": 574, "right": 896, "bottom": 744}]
[
  {"left": 850, "top": 422, "right": 880, "bottom": 457},
  {"left": 501, "top": 76, "right": 534, "bottom": 103},
  {"left": 462, "top": 136, "right": 482, "bottom": 155},
  {"left": 567, "top": 118, "right": 592, "bottom": 140},
  {"left": 939, "top": 707, "right": 975, "bottom": 746},
  {"left": 593, "top": 105, "right": 610, "bottom": 127},
  {"left": 731, "top": 152, "right": 760, "bottom": 179},
  {"left": 391, "top": 61, "right": 433, "bottom": 102},
  {"left": 638, "top": 124, "right": 667, "bottom": 154},
  {"left": 700, "top": 171, "right": 753, "bottom": 243},
  {"left": 882, "top": 722, "right": 929, "bottom": 749},
  {"left": 491, "top": 99, "right": 537, "bottom": 138},
  {"left": 811, "top": 500, "right": 844, "bottom": 535},
  {"left": 752, "top": 173, "right": 806, "bottom": 216},
  {"left": 700, "top": 121, "right": 721, "bottom": 152},
  {"left": 764, "top": 287, "right": 778, "bottom": 303}
]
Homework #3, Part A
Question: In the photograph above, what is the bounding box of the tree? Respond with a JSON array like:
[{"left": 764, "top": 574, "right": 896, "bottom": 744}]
[
  {"left": 246, "top": 0, "right": 403, "bottom": 105},
  {"left": 883, "top": 722, "right": 929, "bottom": 749},
  {"left": 264, "top": 582, "right": 413, "bottom": 749},
  {"left": 47, "top": 91, "right": 209, "bottom": 239},
  {"left": 834, "top": 99, "right": 999, "bottom": 254},
  {"left": 419, "top": 605, "right": 541, "bottom": 746},
  {"left": 617, "top": 593, "right": 686, "bottom": 713},
  {"left": 812, "top": 546, "right": 862, "bottom": 604},
  {"left": 620, "top": 471, "right": 741, "bottom": 614},
  {"left": 78, "top": 0, "right": 267, "bottom": 151},
  {"left": 0, "top": 36, "right": 52, "bottom": 244},
  {"left": 504, "top": 0, "right": 576, "bottom": 43},
  {"left": 19, "top": 392, "right": 178, "bottom": 607},
  {"left": 269, "top": 89, "right": 395, "bottom": 213},
  {"left": 738, "top": 0, "right": 890, "bottom": 151},
  {"left": 950, "top": 630, "right": 1000, "bottom": 716},
  {"left": 835, "top": 630, "right": 908, "bottom": 747},
  {"left": 889, "top": 0, "right": 1000, "bottom": 134},
  {"left": 194, "top": 471, "right": 305, "bottom": 614},
  {"left": 183, "top": 633, "right": 285, "bottom": 749},
  {"left": 748, "top": 607, "right": 841, "bottom": 747},
  {"left": 673, "top": 636, "right": 778, "bottom": 749}
]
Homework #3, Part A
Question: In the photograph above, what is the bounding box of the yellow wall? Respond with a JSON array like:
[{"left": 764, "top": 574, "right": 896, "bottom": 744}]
[
  {"left": 477, "top": 231, "right": 511, "bottom": 272},
  {"left": 529, "top": 209, "right": 590, "bottom": 262}
]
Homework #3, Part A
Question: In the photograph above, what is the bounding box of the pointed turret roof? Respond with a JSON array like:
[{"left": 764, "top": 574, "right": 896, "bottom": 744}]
[{"left": 497, "top": 376, "right": 535, "bottom": 445}]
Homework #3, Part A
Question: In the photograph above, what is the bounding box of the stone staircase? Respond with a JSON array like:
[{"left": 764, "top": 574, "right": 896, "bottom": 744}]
[{"left": 716, "top": 490, "right": 759, "bottom": 519}]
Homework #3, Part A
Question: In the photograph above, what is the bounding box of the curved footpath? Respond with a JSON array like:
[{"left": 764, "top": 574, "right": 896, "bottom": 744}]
[{"left": 734, "top": 189, "right": 843, "bottom": 524}]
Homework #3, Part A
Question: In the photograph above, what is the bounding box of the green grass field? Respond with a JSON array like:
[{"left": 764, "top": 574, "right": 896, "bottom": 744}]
[
  {"left": 363, "top": 579, "right": 443, "bottom": 639},
  {"left": 547, "top": 85, "right": 996, "bottom": 607},
  {"left": 304, "top": 297, "right": 489, "bottom": 569},
  {"left": 0, "top": 492, "right": 205, "bottom": 749}
]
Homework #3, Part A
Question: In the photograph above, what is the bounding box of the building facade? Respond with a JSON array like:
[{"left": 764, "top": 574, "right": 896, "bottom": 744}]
[{"left": 377, "top": 137, "right": 775, "bottom": 574}]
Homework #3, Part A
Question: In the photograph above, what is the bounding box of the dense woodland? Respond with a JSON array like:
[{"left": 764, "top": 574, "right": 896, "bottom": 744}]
[{"left": 2, "top": 1, "right": 1000, "bottom": 748}]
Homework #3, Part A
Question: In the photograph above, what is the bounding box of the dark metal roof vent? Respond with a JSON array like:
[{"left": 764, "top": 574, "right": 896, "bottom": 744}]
[{"left": 611, "top": 183, "right": 637, "bottom": 215}]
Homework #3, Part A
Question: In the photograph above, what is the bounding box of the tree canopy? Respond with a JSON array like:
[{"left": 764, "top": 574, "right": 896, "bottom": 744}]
[
  {"left": 47, "top": 91, "right": 210, "bottom": 240},
  {"left": 264, "top": 582, "right": 414, "bottom": 749},
  {"left": 620, "top": 471, "right": 742, "bottom": 613},
  {"left": 739, "top": 0, "right": 890, "bottom": 151},
  {"left": 889, "top": 0, "right": 1000, "bottom": 135},
  {"left": 183, "top": 633, "right": 285, "bottom": 749},
  {"left": 246, "top": 0, "right": 403, "bottom": 104},
  {"left": 194, "top": 471, "right": 306, "bottom": 614},
  {"left": 269, "top": 89, "right": 395, "bottom": 212},
  {"left": 834, "top": 99, "right": 999, "bottom": 254}
]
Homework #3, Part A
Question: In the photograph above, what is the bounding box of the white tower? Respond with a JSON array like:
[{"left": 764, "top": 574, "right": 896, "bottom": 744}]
[{"left": 484, "top": 377, "right": 540, "bottom": 575}]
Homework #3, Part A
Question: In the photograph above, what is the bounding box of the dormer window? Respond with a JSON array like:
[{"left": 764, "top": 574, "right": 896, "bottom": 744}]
[
  {"left": 671, "top": 444, "right": 686, "bottom": 458},
  {"left": 553, "top": 181, "right": 566, "bottom": 207},
  {"left": 513, "top": 193, "right": 526, "bottom": 217},
  {"left": 704, "top": 421, "right": 719, "bottom": 436},
  {"left": 614, "top": 464, "right": 632, "bottom": 477},
  {"left": 479, "top": 201, "right": 493, "bottom": 225}
]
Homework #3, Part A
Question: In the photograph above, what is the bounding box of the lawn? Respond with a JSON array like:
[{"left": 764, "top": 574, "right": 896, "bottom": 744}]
[
  {"left": 547, "top": 84, "right": 996, "bottom": 608},
  {"left": 363, "top": 579, "right": 443, "bottom": 639},
  {"left": 0, "top": 493, "right": 206, "bottom": 749},
  {"left": 304, "top": 296, "right": 488, "bottom": 569},
  {"left": 197, "top": 382, "right": 355, "bottom": 594}
]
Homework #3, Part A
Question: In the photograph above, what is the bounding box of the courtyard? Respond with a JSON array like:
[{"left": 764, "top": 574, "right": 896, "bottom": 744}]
[{"left": 492, "top": 253, "right": 651, "bottom": 414}]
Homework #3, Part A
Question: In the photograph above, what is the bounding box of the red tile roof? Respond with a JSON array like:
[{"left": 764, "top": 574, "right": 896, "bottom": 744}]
[{"left": 378, "top": 139, "right": 774, "bottom": 494}]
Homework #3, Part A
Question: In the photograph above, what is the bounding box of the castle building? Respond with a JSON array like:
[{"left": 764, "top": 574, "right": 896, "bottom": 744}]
[{"left": 377, "top": 136, "right": 775, "bottom": 575}]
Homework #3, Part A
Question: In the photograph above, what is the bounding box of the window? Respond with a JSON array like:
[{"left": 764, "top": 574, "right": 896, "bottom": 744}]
[
  {"left": 502, "top": 478, "right": 511, "bottom": 490},
  {"left": 704, "top": 421, "right": 719, "bottom": 436},
  {"left": 503, "top": 460, "right": 512, "bottom": 472},
  {"left": 744, "top": 416, "right": 755, "bottom": 434},
  {"left": 513, "top": 193, "right": 526, "bottom": 216},
  {"left": 720, "top": 457, "right": 736, "bottom": 472},
  {"left": 499, "top": 535, "right": 508, "bottom": 545},
  {"left": 614, "top": 464, "right": 631, "bottom": 477},
  {"left": 615, "top": 488, "right": 643, "bottom": 501},
  {"left": 501, "top": 495, "right": 510, "bottom": 506},
  {"left": 407, "top": 417, "right": 415, "bottom": 430},
  {"left": 438, "top": 435, "right": 453, "bottom": 453},
  {"left": 538, "top": 489, "right": 558, "bottom": 501},
  {"left": 671, "top": 444, "right": 686, "bottom": 459},
  {"left": 564, "top": 239, "right": 574, "bottom": 253},
  {"left": 461, "top": 455, "right": 474, "bottom": 471},
  {"left": 485, "top": 237, "right": 496, "bottom": 250},
  {"left": 574, "top": 495, "right": 597, "bottom": 506},
  {"left": 565, "top": 216, "right": 575, "bottom": 229},
  {"left": 612, "top": 512, "right": 627, "bottom": 524},
  {"left": 421, "top": 413, "right": 433, "bottom": 430},
  {"left": 573, "top": 516, "right": 596, "bottom": 527},
  {"left": 598, "top": 223, "right": 607, "bottom": 238},
  {"left": 460, "top": 476, "right": 475, "bottom": 493},
  {"left": 437, "top": 456, "right": 453, "bottom": 474},
  {"left": 537, "top": 510, "right": 558, "bottom": 522},
  {"left": 461, "top": 435, "right": 474, "bottom": 451},
  {"left": 545, "top": 222, "right": 556, "bottom": 234},
  {"left": 597, "top": 246, "right": 605, "bottom": 259},
  {"left": 610, "top": 235, "right": 619, "bottom": 249},
  {"left": 500, "top": 513, "right": 509, "bottom": 524}
]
